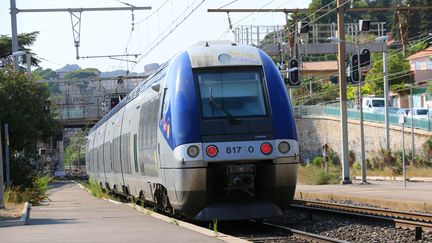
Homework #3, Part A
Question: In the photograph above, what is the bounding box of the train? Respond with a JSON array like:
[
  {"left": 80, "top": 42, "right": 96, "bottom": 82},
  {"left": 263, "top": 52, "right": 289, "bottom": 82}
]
[{"left": 85, "top": 40, "right": 299, "bottom": 221}]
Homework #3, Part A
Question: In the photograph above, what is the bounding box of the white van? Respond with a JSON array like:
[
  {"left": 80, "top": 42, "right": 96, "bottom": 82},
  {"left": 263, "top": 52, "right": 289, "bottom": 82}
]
[
  {"left": 363, "top": 97, "right": 385, "bottom": 113},
  {"left": 408, "top": 108, "right": 429, "bottom": 120}
]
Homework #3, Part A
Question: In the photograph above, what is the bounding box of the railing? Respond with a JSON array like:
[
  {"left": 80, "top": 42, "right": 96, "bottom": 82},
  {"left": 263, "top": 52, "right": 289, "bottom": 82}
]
[
  {"left": 294, "top": 104, "right": 432, "bottom": 132},
  {"left": 235, "top": 22, "right": 386, "bottom": 46}
]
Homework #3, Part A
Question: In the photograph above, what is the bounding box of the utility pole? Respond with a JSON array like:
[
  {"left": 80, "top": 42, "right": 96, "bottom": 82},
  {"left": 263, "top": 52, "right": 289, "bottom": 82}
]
[
  {"left": 356, "top": 45, "right": 366, "bottom": 184},
  {"left": 5, "top": 124, "right": 10, "bottom": 188},
  {"left": 397, "top": 9, "right": 410, "bottom": 57},
  {"left": 0, "top": 118, "right": 5, "bottom": 209},
  {"left": 10, "top": 0, "right": 19, "bottom": 70},
  {"left": 337, "top": 0, "right": 351, "bottom": 184},
  {"left": 383, "top": 41, "right": 390, "bottom": 150}
]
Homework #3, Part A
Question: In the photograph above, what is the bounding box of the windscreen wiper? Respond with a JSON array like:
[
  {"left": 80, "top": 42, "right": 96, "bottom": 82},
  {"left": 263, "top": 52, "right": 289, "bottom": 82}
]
[{"left": 208, "top": 95, "right": 241, "bottom": 125}]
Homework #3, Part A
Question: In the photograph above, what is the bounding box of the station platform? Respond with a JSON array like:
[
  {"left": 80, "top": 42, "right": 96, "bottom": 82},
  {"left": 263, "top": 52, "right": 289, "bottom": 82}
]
[
  {"left": 0, "top": 181, "right": 239, "bottom": 243},
  {"left": 295, "top": 180, "right": 432, "bottom": 213}
]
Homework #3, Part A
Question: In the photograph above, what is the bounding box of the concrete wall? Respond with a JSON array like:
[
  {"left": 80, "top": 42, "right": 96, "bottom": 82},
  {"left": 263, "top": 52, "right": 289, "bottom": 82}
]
[{"left": 296, "top": 117, "right": 431, "bottom": 162}]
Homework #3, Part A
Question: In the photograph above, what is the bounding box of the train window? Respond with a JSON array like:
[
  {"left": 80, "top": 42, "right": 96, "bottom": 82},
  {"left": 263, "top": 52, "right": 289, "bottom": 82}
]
[
  {"left": 195, "top": 68, "right": 267, "bottom": 118},
  {"left": 160, "top": 88, "right": 169, "bottom": 120},
  {"left": 133, "top": 134, "right": 138, "bottom": 173}
]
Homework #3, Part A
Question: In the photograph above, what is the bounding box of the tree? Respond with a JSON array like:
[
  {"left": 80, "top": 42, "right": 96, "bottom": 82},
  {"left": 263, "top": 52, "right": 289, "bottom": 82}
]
[
  {"left": 65, "top": 68, "right": 100, "bottom": 90},
  {"left": 308, "top": 0, "right": 337, "bottom": 24},
  {"left": 64, "top": 130, "right": 86, "bottom": 171},
  {"left": 33, "top": 67, "right": 60, "bottom": 94},
  {"left": 419, "top": 0, "right": 432, "bottom": 34},
  {"left": 364, "top": 50, "right": 412, "bottom": 96},
  {"left": 64, "top": 68, "right": 99, "bottom": 79},
  {"left": 33, "top": 67, "right": 57, "bottom": 80},
  {"left": 0, "top": 32, "right": 40, "bottom": 68},
  {"left": 0, "top": 67, "right": 60, "bottom": 186}
]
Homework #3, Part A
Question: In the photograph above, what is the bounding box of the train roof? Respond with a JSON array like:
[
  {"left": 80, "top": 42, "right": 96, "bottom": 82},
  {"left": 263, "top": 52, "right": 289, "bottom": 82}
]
[{"left": 186, "top": 41, "right": 262, "bottom": 68}]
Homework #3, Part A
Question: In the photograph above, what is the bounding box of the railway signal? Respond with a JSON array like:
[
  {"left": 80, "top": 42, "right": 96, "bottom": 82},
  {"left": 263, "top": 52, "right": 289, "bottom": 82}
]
[
  {"left": 360, "top": 48, "right": 371, "bottom": 68},
  {"left": 287, "top": 59, "right": 300, "bottom": 86},
  {"left": 351, "top": 54, "right": 360, "bottom": 83}
]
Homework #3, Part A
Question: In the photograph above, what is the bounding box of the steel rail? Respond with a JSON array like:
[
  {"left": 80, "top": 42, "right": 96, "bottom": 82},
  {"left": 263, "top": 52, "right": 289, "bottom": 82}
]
[
  {"left": 260, "top": 221, "right": 349, "bottom": 243},
  {"left": 292, "top": 199, "right": 432, "bottom": 233}
]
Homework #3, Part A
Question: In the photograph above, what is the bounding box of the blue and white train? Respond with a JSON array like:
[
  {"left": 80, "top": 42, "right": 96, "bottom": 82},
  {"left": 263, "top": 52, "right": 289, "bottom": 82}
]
[{"left": 86, "top": 41, "right": 299, "bottom": 221}]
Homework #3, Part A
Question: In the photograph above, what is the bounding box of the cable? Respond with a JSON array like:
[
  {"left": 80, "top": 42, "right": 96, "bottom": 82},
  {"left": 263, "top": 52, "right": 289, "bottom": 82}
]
[
  {"left": 131, "top": 0, "right": 206, "bottom": 70},
  {"left": 217, "top": 0, "right": 278, "bottom": 40},
  {"left": 35, "top": 55, "right": 63, "bottom": 67},
  {"left": 217, "top": 0, "right": 241, "bottom": 10},
  {"left": 136, "top": 0, "right": 171, "bottom": 25}
]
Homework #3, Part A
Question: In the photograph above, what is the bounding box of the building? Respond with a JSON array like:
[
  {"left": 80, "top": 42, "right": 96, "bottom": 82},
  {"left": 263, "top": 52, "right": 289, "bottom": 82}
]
[
  {"left": 406, "top": 47, "right": 432, "bottom": 108},
  {"left": 407, "top": 46, "right": 432, "bottom": 84},
  {"left": 301, "top": 60, "right": 338, "bottom": 80}
]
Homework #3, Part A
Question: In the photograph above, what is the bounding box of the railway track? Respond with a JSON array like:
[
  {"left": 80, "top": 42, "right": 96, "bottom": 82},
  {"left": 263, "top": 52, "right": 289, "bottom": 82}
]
[
  {"left": 257, "top": 221, "right": 349, "bottom": 243},
  {"left": 217, "top": 220, "right": 347, "bottom": 243},
  {"left": 291, "top": 199, "right": 432, "bottom": 234}
]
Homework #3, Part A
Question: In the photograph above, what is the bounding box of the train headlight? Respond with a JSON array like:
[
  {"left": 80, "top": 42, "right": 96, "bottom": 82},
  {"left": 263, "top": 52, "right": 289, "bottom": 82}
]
[
  {"left": 260, "top": 142, "right": 272, "bottom": 155},
  {"left": 206, "top": 145, "right": 218, "bottom": 157},
  {"left": 187, "top": 145, "right": 199, "bottom": 158},
  {"left": 278, "top": 141, "right": 290, "bottom": 154}
]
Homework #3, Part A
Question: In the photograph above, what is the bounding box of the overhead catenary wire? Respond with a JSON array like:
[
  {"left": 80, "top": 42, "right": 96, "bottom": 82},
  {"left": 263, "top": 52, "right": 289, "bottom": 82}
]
[
  {"left": 135, "top": 0, "right": 171, "bottom": 25},
  {"left": 217, "top": 0, "right": 241, "bottom": 10},
  {"left": 131, "top": 0, "right": 206, "bottom": 71},
  {"left": 217, "top": 0, "right": 278, "bottom": 40}
]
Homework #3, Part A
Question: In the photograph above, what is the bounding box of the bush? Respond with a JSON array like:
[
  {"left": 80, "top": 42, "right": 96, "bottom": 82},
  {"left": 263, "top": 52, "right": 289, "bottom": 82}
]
[
  {"left": 328, "top": 148, "right": 340, "bottom": 166},
  {"left": 421, "top": 138, "right": 432, "bottom": 163},
  {"left": 4, "top": 175, "right": 52, "bottom": 205},
  {"left": 348, "top": 150, "right": 356, "bottom": 166},
  {"left": 316, "top": 171, "right": 340, "bottom": 185},
  {"left": 367, "top": 148, "right": 396, "bottom": 170},
  {"left": 313, "top": 157, "right": 324, "bottom": 167}
]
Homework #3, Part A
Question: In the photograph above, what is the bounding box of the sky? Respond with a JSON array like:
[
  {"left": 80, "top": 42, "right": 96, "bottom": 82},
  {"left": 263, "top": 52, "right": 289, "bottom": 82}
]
[{"left": 1, "top": 0, "right": 311, "bottom": 72}]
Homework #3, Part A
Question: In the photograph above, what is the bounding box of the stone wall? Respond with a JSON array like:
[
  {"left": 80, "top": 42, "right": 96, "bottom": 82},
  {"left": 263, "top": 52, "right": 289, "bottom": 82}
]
[{"left": 296, "top": 117, "right": 431, "bottom": 162}]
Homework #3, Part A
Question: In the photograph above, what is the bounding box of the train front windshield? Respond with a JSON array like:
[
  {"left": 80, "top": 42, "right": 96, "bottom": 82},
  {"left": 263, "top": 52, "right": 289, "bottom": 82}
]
[{"left": 195, "top": 68, "right": 268, "bottom": 119}]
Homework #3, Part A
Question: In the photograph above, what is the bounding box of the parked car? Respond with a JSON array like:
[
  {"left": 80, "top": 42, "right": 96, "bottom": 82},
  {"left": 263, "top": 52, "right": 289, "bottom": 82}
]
[
  {"left": 408, "top": 108, "right": 429, "bottom": 120},
  {"left": 363, "top": 97, "right": 385, "bottom": 113}
]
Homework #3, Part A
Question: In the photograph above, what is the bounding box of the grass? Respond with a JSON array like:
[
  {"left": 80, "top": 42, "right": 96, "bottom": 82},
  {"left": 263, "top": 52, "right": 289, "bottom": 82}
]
[
  {"left": 213, "top": 219, "right": 218, "bottom": 235},
  {"left": 351, "top": 166, "right": 432, "bottom": 177},
  {"left": 297, "top": 166, "right": 341, "bottom": 185},
  {"left": 299, "top": 165, "right": 432, "bottom": 185},
  {"left": 84, "top": 179, "right": 110, "bottom": 199},
  {"left": 208, "top": 219, "right": 218, "bottom": 235}
]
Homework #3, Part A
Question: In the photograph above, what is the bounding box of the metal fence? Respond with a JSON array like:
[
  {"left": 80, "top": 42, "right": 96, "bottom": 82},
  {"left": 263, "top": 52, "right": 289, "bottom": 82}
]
[{"left": 294, "top": 104, "right": 432, "bottom": 132}]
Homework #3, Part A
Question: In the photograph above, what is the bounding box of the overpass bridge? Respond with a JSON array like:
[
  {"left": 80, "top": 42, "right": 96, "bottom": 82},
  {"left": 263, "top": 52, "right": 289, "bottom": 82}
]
[{"left": 38, "top": 75, "right": 148, "bottom": 128}]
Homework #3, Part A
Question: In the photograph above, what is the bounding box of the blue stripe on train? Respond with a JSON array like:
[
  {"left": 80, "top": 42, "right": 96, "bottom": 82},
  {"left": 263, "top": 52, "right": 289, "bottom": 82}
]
[
  {"left": 258, "top": 50, "right": 297, "bottom": 140},
  {"left": 160, "top": 51, "right": 201, "bottom": 149}
]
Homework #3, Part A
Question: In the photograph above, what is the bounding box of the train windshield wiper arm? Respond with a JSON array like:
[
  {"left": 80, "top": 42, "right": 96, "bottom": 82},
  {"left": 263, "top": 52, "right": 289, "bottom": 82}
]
[{"left": 208, "top": 96, "right": 241, "bottom": 125}]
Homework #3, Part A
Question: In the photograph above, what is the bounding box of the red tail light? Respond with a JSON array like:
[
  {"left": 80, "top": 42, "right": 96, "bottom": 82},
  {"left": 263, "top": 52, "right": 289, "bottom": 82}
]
[
  {"left": 206, "top": 145, "right": 218, "bottom": 157},
  {"left": 260, "top": 143, "right": 272, "bottom": 155}
]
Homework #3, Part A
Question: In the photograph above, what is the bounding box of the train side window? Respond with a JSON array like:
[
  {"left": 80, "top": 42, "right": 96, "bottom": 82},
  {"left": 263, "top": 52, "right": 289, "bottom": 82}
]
[
  {"left": 133, "top": 134, "right": 138, "bottom": 173},
  {"left": 160, "top": 88, "right": 169, "bottom": 120}
]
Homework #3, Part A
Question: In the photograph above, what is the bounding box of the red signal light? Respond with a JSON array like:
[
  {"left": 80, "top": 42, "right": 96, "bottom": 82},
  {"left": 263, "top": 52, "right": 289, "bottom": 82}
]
[
  {"left": 260, "top": 143, "right": 272, "bottom": 155},
  {"left": 206, "top": 145, "right": 218, "bottom": 157}
]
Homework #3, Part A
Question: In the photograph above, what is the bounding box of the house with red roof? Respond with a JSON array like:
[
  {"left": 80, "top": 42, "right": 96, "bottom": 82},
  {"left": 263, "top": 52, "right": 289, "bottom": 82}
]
[
  {"left": 407, "top": 46, "right": 432, "bottom": 84},
  {"left": 406, "top": 47, "right": 432, "bottom": 109}
]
